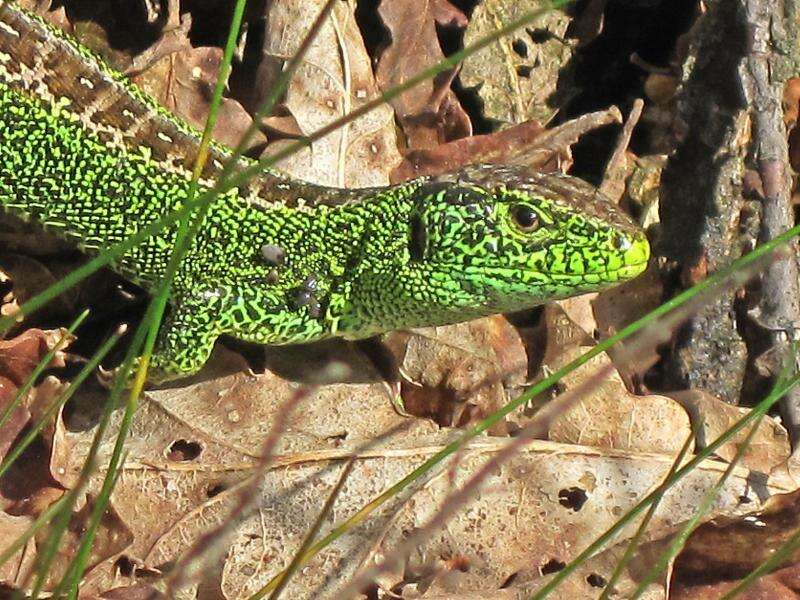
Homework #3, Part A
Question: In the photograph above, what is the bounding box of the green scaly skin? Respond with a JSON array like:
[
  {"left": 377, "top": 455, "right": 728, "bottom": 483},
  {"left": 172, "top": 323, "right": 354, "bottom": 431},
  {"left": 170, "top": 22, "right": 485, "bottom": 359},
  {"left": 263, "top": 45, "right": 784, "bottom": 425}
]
[{"left": 0, "top": 3, "right": 650, "bottom": 381}]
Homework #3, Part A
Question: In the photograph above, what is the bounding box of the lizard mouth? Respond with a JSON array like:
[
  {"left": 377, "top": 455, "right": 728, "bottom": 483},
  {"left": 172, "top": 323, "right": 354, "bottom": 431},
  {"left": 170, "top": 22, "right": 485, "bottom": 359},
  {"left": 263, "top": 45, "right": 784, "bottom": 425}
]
[{"left": 541, "top": 233, "right": 650, "bottom": 282}]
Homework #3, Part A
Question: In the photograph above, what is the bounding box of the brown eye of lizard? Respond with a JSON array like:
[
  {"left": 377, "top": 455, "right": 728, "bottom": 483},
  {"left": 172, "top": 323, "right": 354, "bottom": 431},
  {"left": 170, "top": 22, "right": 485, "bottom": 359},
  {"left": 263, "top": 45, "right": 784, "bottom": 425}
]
[{"left": 511, "top": 204, "right": 540, "bottom": 232}]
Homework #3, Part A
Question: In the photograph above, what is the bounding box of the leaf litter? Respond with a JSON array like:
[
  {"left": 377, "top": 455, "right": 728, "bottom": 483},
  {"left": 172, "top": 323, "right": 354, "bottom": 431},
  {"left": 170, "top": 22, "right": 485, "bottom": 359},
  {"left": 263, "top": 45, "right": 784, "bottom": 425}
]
[{"left": 1, "top": 0, "right": 799, "bottom": 598}]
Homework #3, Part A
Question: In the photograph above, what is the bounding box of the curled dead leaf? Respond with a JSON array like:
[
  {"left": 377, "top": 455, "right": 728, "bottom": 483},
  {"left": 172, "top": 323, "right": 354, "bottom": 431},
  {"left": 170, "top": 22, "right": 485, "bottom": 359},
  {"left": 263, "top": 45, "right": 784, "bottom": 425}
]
[{"left": 376, "top": 0, "right": 470, "bottom": 149}]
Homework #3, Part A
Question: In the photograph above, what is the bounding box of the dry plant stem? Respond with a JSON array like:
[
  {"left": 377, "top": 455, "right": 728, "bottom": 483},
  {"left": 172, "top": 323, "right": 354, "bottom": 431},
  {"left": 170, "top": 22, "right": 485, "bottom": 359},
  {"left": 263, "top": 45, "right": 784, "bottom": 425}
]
[
  {"left": 266, "top": 458, "right": 357, "bottom": 600},
  {"left": 597, "top": 432, "right": 694, "bottom": 600},
  {"left": 164, "top": 385, "right": 316, "bottom": 596},
  {"left": 630, "top": 413, "right": 767, "bottom": 598},
  {"left": 743, "top": 0, "right": 800, "bottom": 447},
  {"left": 248, "top": 419, "right": 416, "bottom": 599},
  {"left": 599, "top": 98, "right": 643, "bottom": 202}
]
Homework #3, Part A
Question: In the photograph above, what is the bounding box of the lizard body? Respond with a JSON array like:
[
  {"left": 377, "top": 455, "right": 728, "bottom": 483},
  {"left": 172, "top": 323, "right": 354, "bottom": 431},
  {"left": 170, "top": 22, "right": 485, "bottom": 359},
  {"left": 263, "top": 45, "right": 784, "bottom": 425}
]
[{"left": 0, "top": 2, "right": 650, "bottom": 380}]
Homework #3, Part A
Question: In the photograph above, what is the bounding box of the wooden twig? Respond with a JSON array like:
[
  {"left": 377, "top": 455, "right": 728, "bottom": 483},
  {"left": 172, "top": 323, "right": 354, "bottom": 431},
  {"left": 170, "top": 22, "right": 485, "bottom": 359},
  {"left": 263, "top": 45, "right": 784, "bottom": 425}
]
[{"left": 742, "top": 0, "right": 800, "bottom": 448}]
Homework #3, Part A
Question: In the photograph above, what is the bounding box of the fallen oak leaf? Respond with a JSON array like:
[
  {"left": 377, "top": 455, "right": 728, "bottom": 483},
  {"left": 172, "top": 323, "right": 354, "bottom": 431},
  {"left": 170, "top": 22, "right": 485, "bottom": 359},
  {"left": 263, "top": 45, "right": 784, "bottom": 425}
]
[
  {"left": 376, "top": 0, "right": 471, "bottom": 149},
  {"left": 134, "top": 45, "right": 267, "bottom": 152},
  {"left": 673, "top": 487, "right": 800, "bottom": 589},
  {"left": 0, "top": 329, "right": 70, "bottom": 388},
  {"left": 392, "top": 119, "right": 545, "bottom": 182},
  {"left": 460, "top": 0, "right": 577, "bottom": 126},
  {"left": 384, "top": 316, "right": 528, "bottom": 431},
  {"left": 0, "top": 328, "right": 71, "bottom": 452},
  {"left": 257, "top": 0, "right": 400, "bottom": 187},
  {"left": 126, "top": 10, "right": 192, "bottom": 76},
  {"left": 392, "top": 107, "right": 621, "bottom": 181}
]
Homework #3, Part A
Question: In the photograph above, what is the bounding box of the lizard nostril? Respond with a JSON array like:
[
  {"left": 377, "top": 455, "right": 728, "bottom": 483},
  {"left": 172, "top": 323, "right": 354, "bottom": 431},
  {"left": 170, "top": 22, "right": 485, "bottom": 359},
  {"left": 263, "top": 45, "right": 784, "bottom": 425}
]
[{"left": 613, "top": 233, "right": 632, "bottom": 251}]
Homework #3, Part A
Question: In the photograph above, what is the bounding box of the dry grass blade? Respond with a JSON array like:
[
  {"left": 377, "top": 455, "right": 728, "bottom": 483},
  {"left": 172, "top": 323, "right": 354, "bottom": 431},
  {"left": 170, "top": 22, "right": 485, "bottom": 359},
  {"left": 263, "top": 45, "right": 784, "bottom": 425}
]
[{"left": 165, "top": 384, "right": 318, "bottom": 595}]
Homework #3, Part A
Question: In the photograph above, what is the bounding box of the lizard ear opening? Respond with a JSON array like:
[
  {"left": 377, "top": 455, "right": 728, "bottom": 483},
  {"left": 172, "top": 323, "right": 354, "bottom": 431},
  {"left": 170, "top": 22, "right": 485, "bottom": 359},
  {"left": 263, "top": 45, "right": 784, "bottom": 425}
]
[{"left": 409, "top": 213, "right": 427, "bottom": 262}]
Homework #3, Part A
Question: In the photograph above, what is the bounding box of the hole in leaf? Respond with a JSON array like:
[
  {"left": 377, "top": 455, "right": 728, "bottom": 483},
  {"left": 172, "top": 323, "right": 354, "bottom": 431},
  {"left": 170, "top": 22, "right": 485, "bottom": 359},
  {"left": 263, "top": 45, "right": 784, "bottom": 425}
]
[
  {"left": 558, "top": 486, "right": 588, "bottom": 511},
  {"left": 115, "top": 555, "right": 135, "bottom": 577},
  {"left": 167, "top": 439, "right": 202, "bottom": 461},
  {"left": 587, "top": 573, "right": 607, "bottom": 588},
  {"left": 526, "top": 26, "right": 553, "bottom": 43},
  {"left": 541, "top": 558, "right": 566, "bottom": 575},
  {"left": 511, "top": 38, "right": 529, "bottom": 58},
  {"left": 500, "top": 571, "right": 519, "bottom": 588},
  {"left": 206, "top": 481, "right": 228, "bottom": 497}
]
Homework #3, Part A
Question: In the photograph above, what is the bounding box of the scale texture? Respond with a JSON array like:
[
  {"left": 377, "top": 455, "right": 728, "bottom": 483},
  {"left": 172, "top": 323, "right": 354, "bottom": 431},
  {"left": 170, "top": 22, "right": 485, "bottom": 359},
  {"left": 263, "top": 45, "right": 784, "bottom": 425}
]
[{"left": 0, "top": 3, "right": 650, "bottom": 379}]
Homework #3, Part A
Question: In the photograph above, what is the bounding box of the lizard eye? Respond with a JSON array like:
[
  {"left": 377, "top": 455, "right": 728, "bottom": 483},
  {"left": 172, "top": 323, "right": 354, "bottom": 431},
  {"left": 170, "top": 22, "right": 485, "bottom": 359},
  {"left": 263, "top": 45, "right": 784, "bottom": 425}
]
[{"left": 510, "top": 204, "right": 540, "bottom": 232}]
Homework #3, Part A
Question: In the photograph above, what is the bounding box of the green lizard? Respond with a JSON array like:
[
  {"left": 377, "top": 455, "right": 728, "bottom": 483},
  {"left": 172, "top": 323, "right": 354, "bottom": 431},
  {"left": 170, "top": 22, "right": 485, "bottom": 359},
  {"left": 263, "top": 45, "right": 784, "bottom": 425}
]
[{"left": 0, "top": 3, "right": 650, "bottom": 382}]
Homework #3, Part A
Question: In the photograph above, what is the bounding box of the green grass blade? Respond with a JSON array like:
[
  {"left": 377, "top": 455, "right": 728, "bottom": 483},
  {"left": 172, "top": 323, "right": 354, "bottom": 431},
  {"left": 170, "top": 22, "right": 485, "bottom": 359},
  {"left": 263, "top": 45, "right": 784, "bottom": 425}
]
[
  {"left": 630, "top": 348, "right": 800, "bottom": 599},
  {"left": 11, "top": 327, "right": 124, "bottom": 599},
  {"left": 262, "top": 459, "right": 358, "bottom": 600},
  {"left": 56, "top": 3, "right": 249, "bottom": 596},
  {"left": 630, "top": 414, "right": 767, "bottom": 598},
  {"left": 0, "top": 494, "right": 70, "bottom": 572},
  {"left": 221, "top": 0, "right": 338, "bottom": 181},
  {"left": 720, "top": 520, "right": 800, "bottom": 598}
]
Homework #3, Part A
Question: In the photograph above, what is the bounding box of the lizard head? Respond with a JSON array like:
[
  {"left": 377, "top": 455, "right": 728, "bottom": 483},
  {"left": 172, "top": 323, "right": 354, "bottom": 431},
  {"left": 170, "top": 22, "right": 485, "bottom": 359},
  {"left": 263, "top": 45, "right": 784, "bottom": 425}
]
[{"left": 392, "top": 164, "right": 650, "bottom": 319}]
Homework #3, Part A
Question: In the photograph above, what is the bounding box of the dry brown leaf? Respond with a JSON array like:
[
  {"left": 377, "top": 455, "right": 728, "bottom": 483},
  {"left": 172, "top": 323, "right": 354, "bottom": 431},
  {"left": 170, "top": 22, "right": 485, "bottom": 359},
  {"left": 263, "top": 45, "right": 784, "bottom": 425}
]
[
  {"left": 375, "top": 0, "right": 471, "bottom": 149},
  {"left": 673, "top": 567, "right": 800, "bottom": 600},
  {"left": 384, "top": 316, "right": 528, "bottom": 430},
  {"left": 558, "top": 293, "right": 598, "bottom": 338},
  {"left": 101, "top": 584, "right": 170, "bottom": 600},
  {"left": 623, "top": 154, "right": 665, "bottom": 229},
  {"left": 257, "top": 0, "right": 401, "bottom": 187},
  {"left": 127, "top": 11, "right": 191, "bottom": 75},
  {"left": 207, "top": 444, "right": 786, "bottom": 597},
  {"left": 0, "top": 254, "right": 79, "bottom": 320},
  {"left": 33, "top": 495, "right": 133, "bottom": 592},
  {"left": 783, "top": 77, "right": 800, "bottom": 128},
  {"left": 592, "top": 265, "right": 663, "bottom": 380},
  {"left": 505, "top": 107, "right": 622, "bottom": 170},
  {"left": 54, "top": 360, "right": 797, "bottom": 598},
  {"left": 669, "top": 390, "right": 790, "bottom": 473},
  {"left": 0, "top": 511, "right": 36, "bottom": 588},
  {"left": 672, "top": 487, "right": 800, "bottom": 593},
  {"left": 460, "top": 0, "right": 576, "bottom": 126},
  {"left": 522, "top": 306, "right": 690, "bottom": 454},
  {"left": 391, "top": 120, "right": 546, "bottom": 182},
  {"left": 134, "top": 46, "right": 267, "bottom": 152},
  {"left": 565, "top": 0, "right": 608, "bottom": 46},
  {"left": 0, "top": 329, "right": 69, "bottom": 388},
  {"left": 391, "top": 108, "right": 621, "bottom": 182},
  {"left": 1, "top": 370, "right": 69, "bottom": 514},
  {"left": 545, "top": 346, "right": 691, "bottom": 454}
]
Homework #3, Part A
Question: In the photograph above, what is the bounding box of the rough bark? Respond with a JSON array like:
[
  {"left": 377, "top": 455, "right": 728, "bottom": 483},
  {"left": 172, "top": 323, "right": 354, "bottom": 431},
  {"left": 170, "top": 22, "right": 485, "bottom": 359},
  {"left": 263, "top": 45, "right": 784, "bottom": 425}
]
[
  {"left": 659, "top": 0, "right": 750, "bottom": 404},
  {"left": 742, "top": 0, "right": 800, "bottom": 444}
]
